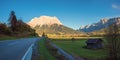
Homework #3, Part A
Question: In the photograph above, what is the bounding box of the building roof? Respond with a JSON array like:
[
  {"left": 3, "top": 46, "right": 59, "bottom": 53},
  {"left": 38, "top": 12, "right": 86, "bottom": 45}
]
[{"left": 86, "top": 39, "right": 103, "bottom": 43}]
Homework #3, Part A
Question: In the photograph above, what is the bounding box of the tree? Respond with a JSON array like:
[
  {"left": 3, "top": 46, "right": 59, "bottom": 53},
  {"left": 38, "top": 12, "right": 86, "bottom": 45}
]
[
  {"left": 42, "top": 32, "right": 46, "bottom": 37},
  {"left": 105, "top": 23, "right": 120, "bottom": 60},
  {"left": 8, "top": 11, "right": 17, "bottom": 31},
  {"left": 71, "top": 37, "right": 75, "bottom": 42},
  {"left": 7, "top": 11, "right": 38, "bottom": 37}
]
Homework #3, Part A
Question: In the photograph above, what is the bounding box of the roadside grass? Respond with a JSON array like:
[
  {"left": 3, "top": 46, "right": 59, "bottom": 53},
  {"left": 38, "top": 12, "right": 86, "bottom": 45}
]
[
  {"left": 0, "top": 34, "right": 38, "bottom": 41},
  {"left": 52, "top": 39, "right": 108, "bottom": 59},
  {"left": 0, "top": 35, "right": 17, "bottom": 40},
  {"left": 38, "top": 38, "right": 57, "bottom": 60}
]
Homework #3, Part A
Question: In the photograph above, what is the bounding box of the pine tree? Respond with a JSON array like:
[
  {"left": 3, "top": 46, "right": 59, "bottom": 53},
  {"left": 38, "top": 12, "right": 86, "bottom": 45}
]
[{"left": 8, "top": 11, "right": 17, "bottom": 31}]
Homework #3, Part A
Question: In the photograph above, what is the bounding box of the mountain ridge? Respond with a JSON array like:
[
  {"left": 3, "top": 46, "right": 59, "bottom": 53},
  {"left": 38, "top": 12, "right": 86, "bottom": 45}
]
[{"left": 79, "top": 17, "right": 120, "bottom": 32}]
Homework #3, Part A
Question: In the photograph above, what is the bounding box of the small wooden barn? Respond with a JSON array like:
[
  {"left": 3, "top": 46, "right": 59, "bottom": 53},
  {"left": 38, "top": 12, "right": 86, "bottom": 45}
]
[{"left": 86, "top": 39, "right": 103, "bottom": 49}]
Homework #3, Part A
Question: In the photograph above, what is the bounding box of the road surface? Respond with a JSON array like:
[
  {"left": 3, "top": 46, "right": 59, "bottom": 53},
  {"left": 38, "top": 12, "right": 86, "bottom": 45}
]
[{"left": 0, "top": 38, "right": 39, "bottom": 60}]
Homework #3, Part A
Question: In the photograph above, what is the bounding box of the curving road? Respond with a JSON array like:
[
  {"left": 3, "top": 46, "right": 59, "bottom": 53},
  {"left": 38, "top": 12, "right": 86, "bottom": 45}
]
[{"left": 0, "top": 38, "right": 40, "bottom": 60}]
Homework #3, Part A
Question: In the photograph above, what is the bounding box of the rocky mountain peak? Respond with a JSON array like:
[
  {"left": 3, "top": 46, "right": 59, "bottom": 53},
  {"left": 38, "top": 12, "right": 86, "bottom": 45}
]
[
  {"left": 28, "top": 16, "right": 62, "bottom": 27},
  {"left": 116, "top": 18, "right": 120, "bottom": 24},
  {"left": 100, "top": 18, "right": 108, "bottom": 24},
  {"left": 79, "top": 17, "right": 120, "bottom": 32}
]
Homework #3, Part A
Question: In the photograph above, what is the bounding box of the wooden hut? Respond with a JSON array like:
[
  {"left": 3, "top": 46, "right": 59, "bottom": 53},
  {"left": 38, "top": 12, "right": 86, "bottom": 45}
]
[{"left": 86, "top": 39, "right": 103, "bottom": 49}]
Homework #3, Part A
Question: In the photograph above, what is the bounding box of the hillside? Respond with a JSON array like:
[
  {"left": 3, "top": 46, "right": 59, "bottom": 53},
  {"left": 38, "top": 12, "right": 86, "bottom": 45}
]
[{"left": 34, "top": 24, "right": 83, "bottom": 35}]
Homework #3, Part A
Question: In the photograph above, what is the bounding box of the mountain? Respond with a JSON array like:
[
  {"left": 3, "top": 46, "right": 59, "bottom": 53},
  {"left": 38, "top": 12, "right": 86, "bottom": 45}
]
[
  {"left": 79, "top": 17, "right": 120, "bottom": 32},
  {"left": 28, "top": 16, "right": 85, "bottom": 36},
  {"left": 28, "top": 16, "right": 62, "bottom": 27},
  {"left": 34, "top": 24, "right": 83, "bottom": 35}
]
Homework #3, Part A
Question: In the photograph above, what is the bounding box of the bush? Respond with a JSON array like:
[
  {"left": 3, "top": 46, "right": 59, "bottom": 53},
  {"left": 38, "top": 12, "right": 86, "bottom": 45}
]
[{"left": 0, "top": 23, "right": 12, "bottom": 35}]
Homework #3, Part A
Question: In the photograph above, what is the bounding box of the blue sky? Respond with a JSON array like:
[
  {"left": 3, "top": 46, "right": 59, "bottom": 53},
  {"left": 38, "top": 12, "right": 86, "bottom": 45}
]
[{"left": 0, "top": 0, "right": 120, "bottom": 29}]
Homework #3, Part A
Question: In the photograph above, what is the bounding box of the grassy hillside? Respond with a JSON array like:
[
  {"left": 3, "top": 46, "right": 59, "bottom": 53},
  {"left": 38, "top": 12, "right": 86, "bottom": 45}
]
[{"left": 88, "top": 28, "right": 106, "bottom": 36}]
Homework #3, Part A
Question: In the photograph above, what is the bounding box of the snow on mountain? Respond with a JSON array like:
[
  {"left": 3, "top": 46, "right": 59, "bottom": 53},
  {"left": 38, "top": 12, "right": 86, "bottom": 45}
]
[
  {"left": 28, "top": 16, "right": 62, "bottom": 27},
  {"left": 80, "top": 25, "right": 85, "bottom": 29},
  {"left": 79, "top": 17, "right": 120, "bottom": 32},
  {"left": 100, "top": 18, "right": 108, "bottom": 24}
]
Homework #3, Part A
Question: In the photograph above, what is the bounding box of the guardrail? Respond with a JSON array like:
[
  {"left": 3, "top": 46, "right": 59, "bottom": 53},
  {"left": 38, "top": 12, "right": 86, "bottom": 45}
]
[
  {"left": 51, "top": 44, "right": 76, "bottom": 60},
  {"left": 22, "top": 44, "right": 34, "bottom": 60}
]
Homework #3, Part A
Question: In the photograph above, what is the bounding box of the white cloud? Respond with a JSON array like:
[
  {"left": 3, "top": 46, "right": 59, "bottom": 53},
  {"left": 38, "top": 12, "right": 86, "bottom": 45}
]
[{"left": 112, "top": 4, "right": 120, "bottom": 9}]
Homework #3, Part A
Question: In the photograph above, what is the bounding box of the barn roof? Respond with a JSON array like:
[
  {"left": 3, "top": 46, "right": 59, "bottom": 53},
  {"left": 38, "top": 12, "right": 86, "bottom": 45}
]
[{"left": 86, "top": 39, "right": 102, "bottom": 43}]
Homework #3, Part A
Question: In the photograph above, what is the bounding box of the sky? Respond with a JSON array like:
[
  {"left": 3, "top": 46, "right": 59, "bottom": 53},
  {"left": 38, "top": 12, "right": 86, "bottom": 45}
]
[{"left": 0, "top": 0, "right": 120, "bottom": 29}]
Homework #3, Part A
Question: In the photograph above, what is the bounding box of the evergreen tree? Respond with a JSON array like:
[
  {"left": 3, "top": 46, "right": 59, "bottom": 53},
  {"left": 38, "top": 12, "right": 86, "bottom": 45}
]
[
  {"left": 8, "top": 11, "right": 17, "bottom": 31},
  {"left": 42, "top": 32, "right": 45, "bottom": 37}
]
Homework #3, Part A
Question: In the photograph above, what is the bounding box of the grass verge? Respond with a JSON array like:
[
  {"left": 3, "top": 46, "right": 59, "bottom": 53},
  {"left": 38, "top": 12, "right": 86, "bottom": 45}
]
[
  {"left": 45, "top": 39, "right": 67, "bottom": 60},
  {"left": 38, "top": 38, "right": 57, "bottom": 60},
  {"left": 0, "top": 34, "right": 38, "bottom": 41},
  {"left": 0, "top": 35, "right": 17, "bottom": 40}
]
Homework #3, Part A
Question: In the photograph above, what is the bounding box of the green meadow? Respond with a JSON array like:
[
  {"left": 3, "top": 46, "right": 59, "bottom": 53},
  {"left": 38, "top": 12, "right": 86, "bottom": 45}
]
[{"left": 52, "top": 38, "right": 108, "bottom": 59}]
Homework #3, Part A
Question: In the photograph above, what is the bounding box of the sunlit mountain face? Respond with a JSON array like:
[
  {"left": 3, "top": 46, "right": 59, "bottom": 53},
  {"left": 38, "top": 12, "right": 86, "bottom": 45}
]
[
  {"left": 28, "top": 16, "right": 62, "bottom": 28},
  {"left": 28, "top": 15, "right": 85, "bottom": 36}
]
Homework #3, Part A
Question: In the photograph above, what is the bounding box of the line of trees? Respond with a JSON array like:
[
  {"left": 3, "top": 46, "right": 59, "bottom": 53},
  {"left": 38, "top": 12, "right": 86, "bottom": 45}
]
[
  {"left": 105, "top": 23, "right": 120, "bottom": 60},
  {"left": 0, "top": 11, "right": 38, "bottom": 37}
]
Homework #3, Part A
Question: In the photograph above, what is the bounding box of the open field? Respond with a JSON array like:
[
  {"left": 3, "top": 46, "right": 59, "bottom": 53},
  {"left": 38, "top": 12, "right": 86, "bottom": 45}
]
[
  {"left": 52, "top": 39, "right": 108, "bottom": 59},
  {"left": 49, "top": 36, "right": 103, "bottom": 39}
]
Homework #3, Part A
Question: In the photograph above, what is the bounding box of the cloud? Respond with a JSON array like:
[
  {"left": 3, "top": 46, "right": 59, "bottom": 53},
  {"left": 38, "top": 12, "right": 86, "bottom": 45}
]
[{"left": 112, "top": 4, "right": 120, "bottom": 9}]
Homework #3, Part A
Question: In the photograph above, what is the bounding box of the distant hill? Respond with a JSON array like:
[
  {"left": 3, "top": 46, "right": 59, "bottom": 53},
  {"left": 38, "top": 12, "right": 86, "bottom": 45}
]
[
  {"left": 79, "top": 17, "right": 120, "bottom": 32},
  {"left": 28, "top": 16, "right": 85, "bottom": 36},
  {"left": 87, "top": 28, "right": 106, "bottom": 36}
]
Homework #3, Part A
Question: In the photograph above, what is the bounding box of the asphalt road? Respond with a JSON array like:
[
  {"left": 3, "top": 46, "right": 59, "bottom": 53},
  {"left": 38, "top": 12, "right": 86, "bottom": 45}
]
[{"left": 0, "top": 38, "right": 40, "bottom": 60}]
